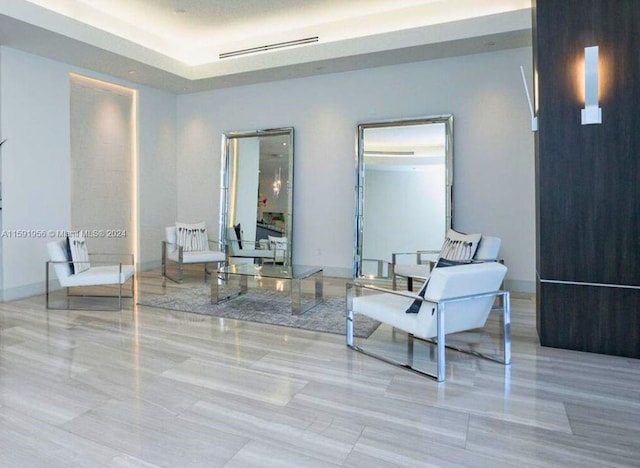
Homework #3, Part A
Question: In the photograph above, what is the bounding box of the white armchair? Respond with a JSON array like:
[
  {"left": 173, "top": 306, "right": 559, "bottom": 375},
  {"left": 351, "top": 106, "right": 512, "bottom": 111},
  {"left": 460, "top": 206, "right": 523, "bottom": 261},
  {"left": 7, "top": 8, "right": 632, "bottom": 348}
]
[
  {"left": 347, "top": 261, "right": 510, "bottom": 382},
  {"left": 392, "top": 233, "right": 502, "bottom": 290},
  {"left": 46, "top": 239, "right": 135, "bottom": 310},
  {"left": 162, "top": 224, "right": 226, "bottom": 283}
]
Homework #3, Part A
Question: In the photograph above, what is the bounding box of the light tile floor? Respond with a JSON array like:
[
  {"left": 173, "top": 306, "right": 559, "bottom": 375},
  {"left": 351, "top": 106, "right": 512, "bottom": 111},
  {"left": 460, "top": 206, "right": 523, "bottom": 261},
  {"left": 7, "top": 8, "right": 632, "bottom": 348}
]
[{"left": 0, "top": 267, "right": 639, "bottom": 467}]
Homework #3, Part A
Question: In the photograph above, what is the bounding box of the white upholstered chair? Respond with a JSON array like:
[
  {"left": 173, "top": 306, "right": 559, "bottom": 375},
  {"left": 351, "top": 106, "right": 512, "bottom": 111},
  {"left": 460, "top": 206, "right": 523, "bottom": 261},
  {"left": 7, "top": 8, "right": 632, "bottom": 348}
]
[
  {"left": 347, "top": 261, "right": 510, "bottom": 382},
  {"left": 226, "top": 226, "right": 286, "bottom": 264},
  {"left": 46, "top": 239, "right": 135, "bottom": 310},
  {"left": 162, "top": 225, "right": 226, "bottom": 283},
  {"left": 391, "top": 235, "right": 502, "bottom": 290}
]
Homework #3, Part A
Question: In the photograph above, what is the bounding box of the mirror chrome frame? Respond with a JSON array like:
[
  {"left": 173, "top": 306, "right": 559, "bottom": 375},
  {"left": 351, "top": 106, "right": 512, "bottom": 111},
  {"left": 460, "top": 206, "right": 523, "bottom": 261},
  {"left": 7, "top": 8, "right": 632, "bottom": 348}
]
[
  {"left": 353, "top": 115, "right": 453, "bottom": 279},
  {"left": 220, "top": 128, "right": 294, "bottom": 264}
]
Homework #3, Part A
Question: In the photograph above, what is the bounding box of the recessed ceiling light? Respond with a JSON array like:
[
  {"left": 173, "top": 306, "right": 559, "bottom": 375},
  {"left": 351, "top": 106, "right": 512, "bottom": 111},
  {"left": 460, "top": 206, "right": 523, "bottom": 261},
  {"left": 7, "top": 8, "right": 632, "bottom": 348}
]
[{"left": 127, "top": 70, "right": 136, "bottom": 74}]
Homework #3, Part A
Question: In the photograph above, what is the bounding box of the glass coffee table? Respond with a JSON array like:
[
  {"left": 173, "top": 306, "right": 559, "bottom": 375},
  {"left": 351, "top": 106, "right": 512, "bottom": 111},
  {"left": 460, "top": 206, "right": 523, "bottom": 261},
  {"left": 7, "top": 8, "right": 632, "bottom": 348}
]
[{"left": 211, "top": 263, "right": 323, "bottom": 315}]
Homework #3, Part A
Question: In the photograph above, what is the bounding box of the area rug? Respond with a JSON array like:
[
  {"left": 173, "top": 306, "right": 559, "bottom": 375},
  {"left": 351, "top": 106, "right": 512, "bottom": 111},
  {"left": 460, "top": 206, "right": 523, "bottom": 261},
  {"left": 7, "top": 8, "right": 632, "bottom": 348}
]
[{"left": 137, "top": 285, "right": 380, "bottom": 338}]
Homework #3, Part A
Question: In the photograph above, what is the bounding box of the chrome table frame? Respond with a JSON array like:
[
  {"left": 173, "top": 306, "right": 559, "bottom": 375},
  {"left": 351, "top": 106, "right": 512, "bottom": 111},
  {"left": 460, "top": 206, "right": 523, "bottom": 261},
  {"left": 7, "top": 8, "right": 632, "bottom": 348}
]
[{"left": 212, "top": 264, "right": 323, "bottom": 315}]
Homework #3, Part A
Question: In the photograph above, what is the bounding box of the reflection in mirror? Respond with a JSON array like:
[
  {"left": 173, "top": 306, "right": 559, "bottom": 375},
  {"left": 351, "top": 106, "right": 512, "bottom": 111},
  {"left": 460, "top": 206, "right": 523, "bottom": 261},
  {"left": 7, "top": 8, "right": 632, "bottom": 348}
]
[
  {"left": 220, "top": 128, "right": 294, "bottom": 265},
  {"left": 354, "top": 116, "right": 453, "bottom": 279}
]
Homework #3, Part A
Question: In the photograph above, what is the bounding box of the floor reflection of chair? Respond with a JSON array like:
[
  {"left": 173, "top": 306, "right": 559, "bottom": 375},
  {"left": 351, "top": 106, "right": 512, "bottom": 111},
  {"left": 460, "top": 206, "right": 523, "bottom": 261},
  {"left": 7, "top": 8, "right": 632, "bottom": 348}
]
[{"left": 347, "top": 262, "right": 510, "bottom": 382}]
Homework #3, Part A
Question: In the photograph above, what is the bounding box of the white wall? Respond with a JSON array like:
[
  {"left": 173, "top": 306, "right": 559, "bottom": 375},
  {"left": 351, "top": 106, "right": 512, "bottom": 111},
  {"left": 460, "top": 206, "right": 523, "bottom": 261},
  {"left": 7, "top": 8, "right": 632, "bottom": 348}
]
[
  {"left": 0, "top": 45, "right": 535, "bottom": 297},
  {"left": 137, "top": 84, "right": 177, "bottom": 270},
  {"left": 0, "top": 47, "right": 71, "bottom": 299},
  {"left": 176, "top": 47, "right": 536, "bottom": 291},
  {"left": 0, "top": 46, "right": 176, "bottom": 299}
]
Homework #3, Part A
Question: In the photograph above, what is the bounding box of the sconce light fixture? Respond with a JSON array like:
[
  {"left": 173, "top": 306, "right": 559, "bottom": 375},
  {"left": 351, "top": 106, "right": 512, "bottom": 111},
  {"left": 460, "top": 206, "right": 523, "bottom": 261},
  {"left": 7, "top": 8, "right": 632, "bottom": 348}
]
[
  {"left": 520, "top": 66, "right": 538, "bottom": 131},
  {"left": 581, "top": 46, "right": 602, "bottom": 125}
]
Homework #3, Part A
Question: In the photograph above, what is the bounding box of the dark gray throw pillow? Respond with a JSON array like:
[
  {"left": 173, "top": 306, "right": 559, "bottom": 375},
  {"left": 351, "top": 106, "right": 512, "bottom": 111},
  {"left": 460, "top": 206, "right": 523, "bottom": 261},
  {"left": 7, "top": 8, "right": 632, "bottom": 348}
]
[
  {"left": 65, "top": 236, "right": 75, "bottom": 274},
  {"left": 233, "top": 223, "right": 243, "bottom": 249}
]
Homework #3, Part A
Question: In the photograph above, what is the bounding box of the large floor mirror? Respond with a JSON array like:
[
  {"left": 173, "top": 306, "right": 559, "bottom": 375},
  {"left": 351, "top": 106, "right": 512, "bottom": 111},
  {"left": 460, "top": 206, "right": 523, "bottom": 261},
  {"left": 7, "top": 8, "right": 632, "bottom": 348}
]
[
  {"left": 220, "top": 128, "right": 294, "bottom": 264},
  {"left": 354, "top": 115, "right": 453, "bottom": 278}
]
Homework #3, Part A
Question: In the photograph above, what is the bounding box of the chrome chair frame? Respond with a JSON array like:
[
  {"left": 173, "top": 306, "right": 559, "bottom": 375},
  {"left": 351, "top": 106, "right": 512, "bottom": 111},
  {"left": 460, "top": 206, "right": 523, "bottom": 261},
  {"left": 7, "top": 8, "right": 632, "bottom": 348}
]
[
  {"left": 346, "top": 283, "right": 511, "bottom": 382},
  {"left": 390, "top": 249, "right": 439, "bottom": 290},
  {"left": 46, "top": 254, "right": 135, "bottom": 311},
  {"left": 161, "top": 240, "right": 224, "bottom": 284}
]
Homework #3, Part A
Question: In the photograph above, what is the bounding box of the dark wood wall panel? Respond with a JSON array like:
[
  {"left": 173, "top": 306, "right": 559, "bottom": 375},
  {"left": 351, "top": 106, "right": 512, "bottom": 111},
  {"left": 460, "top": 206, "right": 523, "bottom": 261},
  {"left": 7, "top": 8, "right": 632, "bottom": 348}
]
[
  {"left": 539, "top": 282, "right": 640, "bottom": 358},
  {"left": 536, "top": 0, "right": 640, "bottom": 285},
  {"left": 535, "top": 0, "right": 640, "bottom": 358}
]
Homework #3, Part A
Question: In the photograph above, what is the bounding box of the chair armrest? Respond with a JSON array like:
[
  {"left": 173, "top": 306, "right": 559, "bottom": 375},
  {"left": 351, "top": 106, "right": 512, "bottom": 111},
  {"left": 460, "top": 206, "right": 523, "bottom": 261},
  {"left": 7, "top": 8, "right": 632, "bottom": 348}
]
[
  {"left": 416, "top": 250, "right": 439, "bottom": 265},
  {"left": 391, "top": 252, "right": 418, "bottom": 264},
  {"left": 47, "top": 259, "right": 132, "bottom": 270},
  {"left": 47, "top": 259, "right": 91, "bottom": 267},
  {"left": 348, "top": 282, "right": 424, "bottom": 301},
  {"left": 361, "top": 258, "right": 392, "bottom": 278},
  {"left": 163, "top": 240, "right": 183, "bottom": 261},
  {"left": 347, "top": 281, "right": 506, "bottom": 305},
  {"left": 471, "top": 258, "right": 504, "bottom": 264},
  {"left": 392, "top": 250, "right": 440, "bottom": 265}
]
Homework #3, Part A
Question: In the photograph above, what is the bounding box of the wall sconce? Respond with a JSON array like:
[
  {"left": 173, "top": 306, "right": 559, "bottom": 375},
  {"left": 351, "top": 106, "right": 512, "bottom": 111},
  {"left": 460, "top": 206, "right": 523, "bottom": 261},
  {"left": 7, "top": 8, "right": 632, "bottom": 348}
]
[
  {"left": 581, "top": 46, "right": 602, "bottom": 125},
  {"left": 520, "top": 66, "right": 538, "bottom": 131}
]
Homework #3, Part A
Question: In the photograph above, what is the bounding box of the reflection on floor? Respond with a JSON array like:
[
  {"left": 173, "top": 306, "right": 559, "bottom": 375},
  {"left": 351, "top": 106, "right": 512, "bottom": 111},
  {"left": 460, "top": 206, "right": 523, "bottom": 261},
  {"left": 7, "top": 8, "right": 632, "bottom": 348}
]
[{"left": 0, "top": 265, "right": 639, "bottom": 466}]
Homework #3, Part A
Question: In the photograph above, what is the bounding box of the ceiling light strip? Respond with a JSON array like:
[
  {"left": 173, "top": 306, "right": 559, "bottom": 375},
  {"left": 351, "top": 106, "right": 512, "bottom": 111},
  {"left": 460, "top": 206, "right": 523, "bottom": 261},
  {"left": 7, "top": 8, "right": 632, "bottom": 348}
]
[{"left": 219, "top": 37, "right": 319, "bottom": 59}]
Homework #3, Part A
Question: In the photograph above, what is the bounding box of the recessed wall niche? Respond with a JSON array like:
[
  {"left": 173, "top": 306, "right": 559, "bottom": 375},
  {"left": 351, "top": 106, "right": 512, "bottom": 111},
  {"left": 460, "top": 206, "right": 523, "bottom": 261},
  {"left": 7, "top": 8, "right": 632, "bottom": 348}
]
[{"left": 69, "top": 74, "right": 136, "bottom": 257}]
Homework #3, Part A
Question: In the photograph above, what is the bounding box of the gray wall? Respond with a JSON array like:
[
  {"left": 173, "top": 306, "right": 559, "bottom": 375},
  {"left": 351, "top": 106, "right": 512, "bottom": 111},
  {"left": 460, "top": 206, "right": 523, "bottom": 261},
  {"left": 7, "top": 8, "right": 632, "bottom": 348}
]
[
  {"left": 0, "top": 44, "right": 536, "bottom": 297},
  {"left": 0, "top": 46, "right": 177, "bottom": 299},
  {"left": 176, "top": 47, "right": 536, "bottom": 290}
]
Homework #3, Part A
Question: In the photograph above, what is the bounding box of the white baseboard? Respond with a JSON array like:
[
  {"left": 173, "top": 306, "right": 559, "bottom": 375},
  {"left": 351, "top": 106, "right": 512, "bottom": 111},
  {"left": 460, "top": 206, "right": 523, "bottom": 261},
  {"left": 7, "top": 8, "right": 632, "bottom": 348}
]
[
  {"left": 137, "top": 259, "right": 162, "bottom": 271},
  {"left": 2, "top": 281, "right": 47, "bottom": 302}
]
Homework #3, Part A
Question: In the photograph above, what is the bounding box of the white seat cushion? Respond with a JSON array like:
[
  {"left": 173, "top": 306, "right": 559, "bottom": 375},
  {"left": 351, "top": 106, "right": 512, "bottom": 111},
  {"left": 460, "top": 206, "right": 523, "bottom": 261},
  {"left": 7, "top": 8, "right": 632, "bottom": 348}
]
[
  {"left": 62, "top": 265, "right": 135, "bottom": 287},
  {"left": 353, "top": 262, "right": 506, "bottom": 339},
  {"left": 354, "top": 292, "right": 427, "bottom": 336}
]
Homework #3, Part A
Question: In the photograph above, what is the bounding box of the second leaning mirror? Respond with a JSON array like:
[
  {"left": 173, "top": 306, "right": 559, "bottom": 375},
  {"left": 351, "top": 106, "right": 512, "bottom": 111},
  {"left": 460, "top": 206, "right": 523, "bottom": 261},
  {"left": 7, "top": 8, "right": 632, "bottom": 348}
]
[{"left": 354, "top": 116, "right": 453, "bottom": 279}]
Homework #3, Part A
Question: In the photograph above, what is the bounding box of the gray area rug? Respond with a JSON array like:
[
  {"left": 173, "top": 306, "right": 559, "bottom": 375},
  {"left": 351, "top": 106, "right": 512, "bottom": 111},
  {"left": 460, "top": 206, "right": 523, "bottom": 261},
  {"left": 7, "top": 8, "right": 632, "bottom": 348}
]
[{"left": 137, "top": 285, "right": 380, "bottom": 338}]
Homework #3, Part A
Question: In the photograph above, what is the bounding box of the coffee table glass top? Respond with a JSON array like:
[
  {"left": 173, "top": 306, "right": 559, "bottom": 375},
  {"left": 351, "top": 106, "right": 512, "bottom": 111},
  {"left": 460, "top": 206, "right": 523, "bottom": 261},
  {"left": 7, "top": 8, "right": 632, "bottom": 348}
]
[{"left": 219, "top": 263, "right": 322, "bottom": 280}]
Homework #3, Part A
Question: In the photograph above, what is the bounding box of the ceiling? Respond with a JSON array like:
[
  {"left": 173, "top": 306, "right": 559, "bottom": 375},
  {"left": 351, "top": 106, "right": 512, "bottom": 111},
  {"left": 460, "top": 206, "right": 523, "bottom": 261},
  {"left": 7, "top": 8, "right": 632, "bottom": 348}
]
[{"left": 0, "top": 0, "right": 532, "bottom": 93}]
